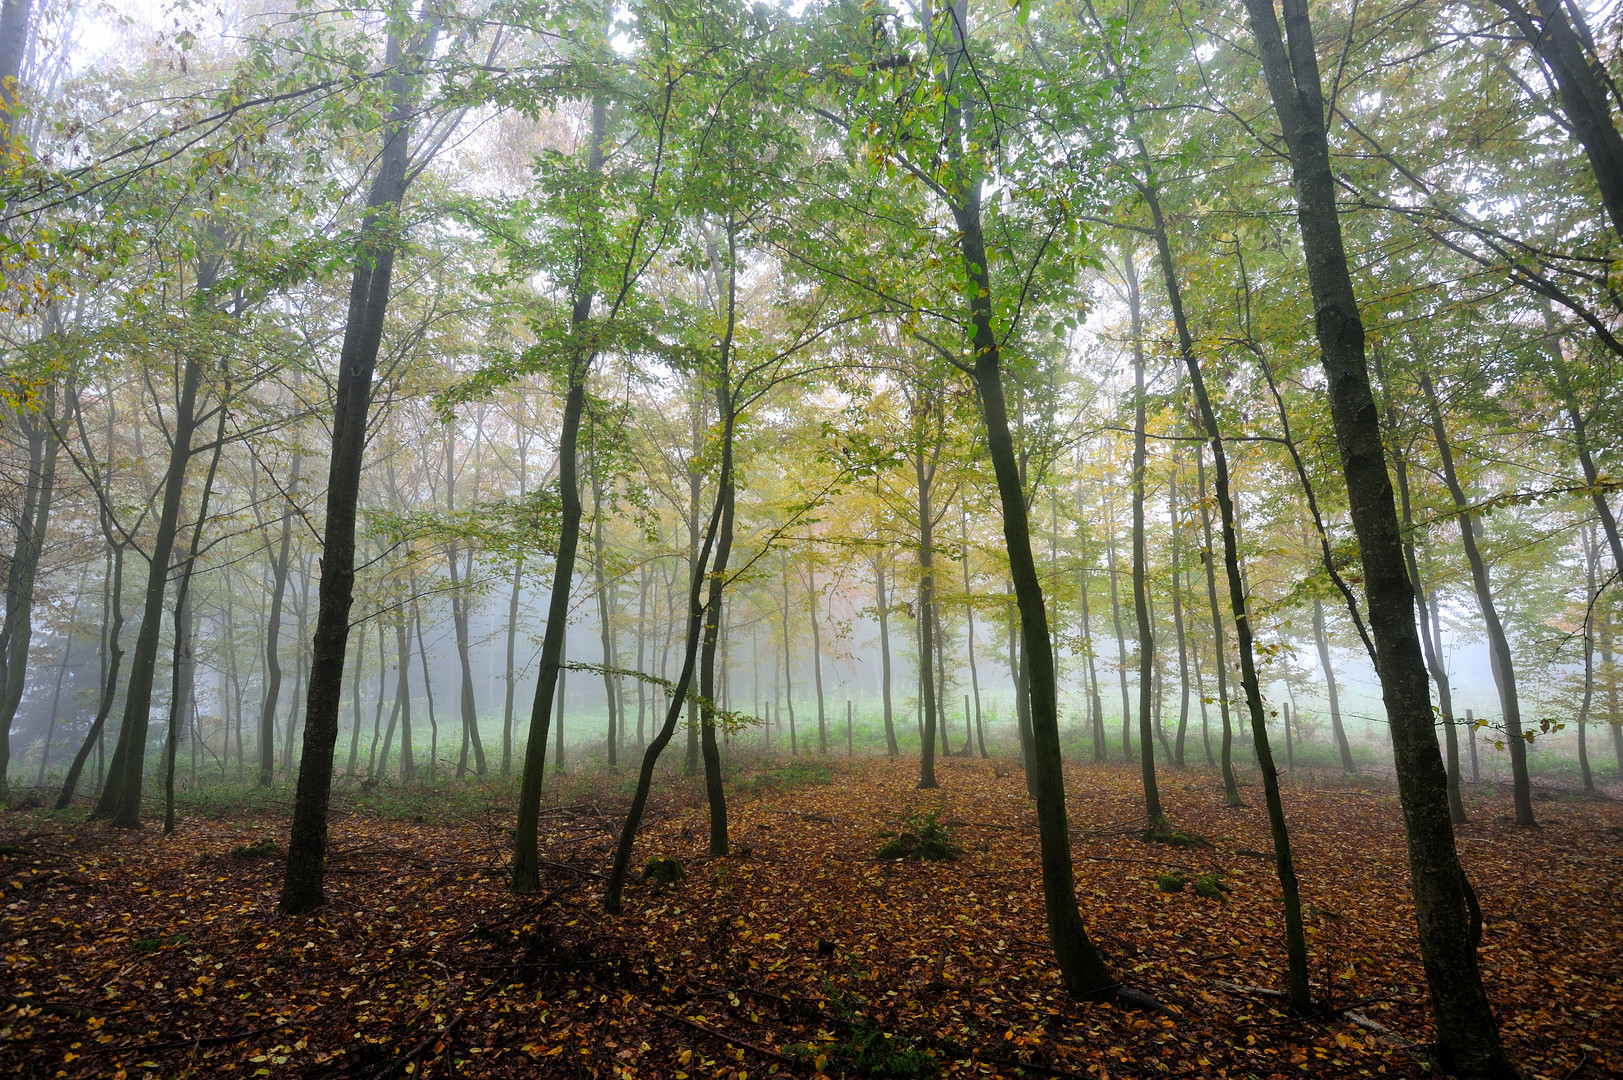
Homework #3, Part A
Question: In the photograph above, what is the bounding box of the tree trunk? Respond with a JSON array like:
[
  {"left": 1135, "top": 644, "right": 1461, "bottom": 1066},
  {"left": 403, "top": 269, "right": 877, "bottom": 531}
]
[
  {"left": 256, "top": 452, "right": 300, "bottom": 787},
  {"left": 0, "top": 0, "right": 35, "bottom": 154},
  {"left": 411, "top": 599, "right": 439, "bottom": 775},
  {"left": 448, "top": 550, "right": 485, "bottom": 778},
  {"left": 1196, "top": 451, "right": 1241, "bottom": 805},
  {"left": 1311, "top": 597, "right": 1356, "bottom": 774},
  {"left": 1106, "top": 522, "right": 1131, "bottom": 762},
  {"left": 95, "top": 319, "right": 209, "bottom": 827},
  {"left": 810, "top": 570, "right": 829, "bottom": 755},
  {"left": 1079, "top": 567, "right": 1106, "bottom": 761},
  {"left": 1134, "top": 165, "right": 1309, "bottom": 1009},
  {"left": 590, "top": 443, "right": 619, "bottom": 771},
  {"left": 950, "top": 106, "right": 1114, "bottom": 996},
  {"left": 1492, "top": 0, "right": 1623, "bottom": 246},
  {"left": 282, "top": 556, "right": 313, "bottom": 773},
  {"left": 915, "top": 454, "right": 938, "bottom": 787},
  {"left": 1420, "top": 370, "right": 1534, "bottom": 826},
  {"left": 1124, "top": 252, "right": 1164, "bottom": 825},
  {"left": 635, "top": 561, "right": 648, "bottom": 747},
  {"left": 57, "top": 543, "right": 125, "bottom": 809},
  {"left": 876, "top": 557, "right": 898, "bottom": 756},
  {"left": 961, "top": 508, "right": 987, "bottom": 758},
  {"left": 782, "top": 559, "right": 796, "bottom": 755},
  {"left": 698, "top": 225, "right": 739, "bottom": 857},
  {"left": 604, "top": 485, "right": 725, "bottom": 912},
  {"left": 345, "top": 620, "right": 365, "bottom": 777},
  {"left": 1579, "top": 529, "right": 1598, "bottom": 792},
  {"left": 37, "top": 565, "right": 88, "bottom": 785},
  {"left": 280, "top": 18, "right": 437, "bottom": 913},
  {"left": 1388, "top": 424, "right": 1468, "bottom": 822},
  {"left": 1604, "top": 613, "right": 1622, "bottom": 776},
  {"left": 1239, "top": 0, "right": 1515, "bottom": 1066},
  {"left": 0, "top": 383, "right": 60, "bottom": 796},
  {"left": 162, "top": 397, "right": 227, "bottom": 833},
  {"left": 1170, "top": 462, "right": 1190, "bottom": 769}
]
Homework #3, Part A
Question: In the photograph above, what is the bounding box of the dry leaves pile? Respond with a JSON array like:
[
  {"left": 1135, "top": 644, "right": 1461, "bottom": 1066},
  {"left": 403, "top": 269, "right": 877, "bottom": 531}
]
[{"left": 1, "top": 757, "right": 1618, "bottom": 1079}]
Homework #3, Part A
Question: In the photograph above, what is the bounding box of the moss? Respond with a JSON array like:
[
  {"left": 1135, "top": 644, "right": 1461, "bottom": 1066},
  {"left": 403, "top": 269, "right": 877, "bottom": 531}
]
[
  {"left": 1156, "top": 871, "right": 1187, "bottom": 892},
  {"left": 876, "top": 808, "right": 960, "bottom": 862},
  {"left": 642, "top": 856, "right": 685, "bottom": 886},
  {"left": 231, "top": 838, "right": 280, "bottom": 859}
]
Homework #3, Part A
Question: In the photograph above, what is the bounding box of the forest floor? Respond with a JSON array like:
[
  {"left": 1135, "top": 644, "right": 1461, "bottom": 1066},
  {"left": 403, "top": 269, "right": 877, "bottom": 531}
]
[{"left": 1, "top": 756, "right": 1619, "bottom": 1080}]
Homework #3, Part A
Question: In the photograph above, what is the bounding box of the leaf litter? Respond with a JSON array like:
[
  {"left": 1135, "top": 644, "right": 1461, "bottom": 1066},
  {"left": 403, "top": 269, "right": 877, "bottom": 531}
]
[{"left": 1, "top": 757, "right": 1618, "bottom": 1079}]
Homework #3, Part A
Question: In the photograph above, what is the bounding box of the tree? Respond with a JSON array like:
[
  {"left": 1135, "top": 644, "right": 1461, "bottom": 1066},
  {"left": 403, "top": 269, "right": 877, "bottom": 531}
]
[
  {"left": 1238, "top": 0, "right": 1516, "bottom": 1070},
  {"left": 281, "top": 12, "right": 441, "bottom": 913}
]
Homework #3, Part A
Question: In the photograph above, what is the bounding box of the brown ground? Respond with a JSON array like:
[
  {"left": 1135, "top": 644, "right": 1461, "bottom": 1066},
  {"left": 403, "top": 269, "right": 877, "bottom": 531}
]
[{"left": 1, "top": 756, "right": 1618, "bottom": 1079}]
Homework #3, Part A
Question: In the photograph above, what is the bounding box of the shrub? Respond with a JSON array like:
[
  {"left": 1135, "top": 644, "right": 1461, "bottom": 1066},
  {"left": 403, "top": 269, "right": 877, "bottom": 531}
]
[{"left": 875, "top": 808, "right": 961, "bottom": 862}]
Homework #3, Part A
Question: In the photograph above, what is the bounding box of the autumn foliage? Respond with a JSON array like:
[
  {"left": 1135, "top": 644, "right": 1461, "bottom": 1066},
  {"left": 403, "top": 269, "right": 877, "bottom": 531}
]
[{"left": 2, "top": 757, "right": 1618, "bottom": 1079}]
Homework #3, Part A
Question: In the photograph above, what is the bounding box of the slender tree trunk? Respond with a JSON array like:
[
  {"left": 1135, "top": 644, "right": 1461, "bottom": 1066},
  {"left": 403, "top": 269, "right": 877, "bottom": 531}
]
[
  {"left": 162, "top": 397, "right": 226, "bottom": 833},
  {"left": 96, "top": 328, "right": 209, "bottom": 827},
  {"left": 1134, "top": 166, "right": 1309, "bottom": 1009},
  {"left": 636, "top": 561, "right": 648, "bottom": 747},
  {"left": 698, "top": 226, "right": 738, "bottom": 856},
  {"left": 1388, "top": 424, "right": 1469, "bottom": 822},
  {"left": 280, "top": 18, "right": 438, "bottom": 913},
  {"left": 876, "top": 558, "right": 898, "bottom": 756},
  {"left": 1106, "top": 524, "right": 1131, "bottom": 761},
  {"left": 282, "top": 557, "right": 313, "bottom": 773},
  {"left": 589, "top": 444, "right": 619, "bottom": 771},
  {"left": 0, "top": 0, "right": 36, "bottom": 156},
  {"left": 1079, "top": 568, "right": 1106, "bottom": 761},
  {"left": 950, "top": 110, "right": 1114, "bottom": 996},
  {"left": 0, "top": 384, "right": 60, "bottom": 797},
  {"left": 604, "top": 486, "right": 725, "bottom": 912},
  {"left": 810, "top": 570, "right": 829, "bottom": 755},
  {"left": 1239, "top": 0, "right": 1515, "bottom": 1065},
  {"left": 507, "top": 83, "right": 611, "bottom": 894},
  {"left": 1193, "top": 628, "right": 1214, "bottom": 767},
  {"left": 448, "top": 556, "right": 483, "bottom": 777},
  {"left": 57, "top": 543, "right": 125, "bottom": 809},
  {"left": 1579, "top": 529, "right": 1598, "bottom": 792},
  {"left": 36, "top": 564, "right": 87, "bottom": 785},
  {"left": 346, "top": 620, "right": 365, "bottom": 777},
  {"left": 782, "top": 559, "right": 796, "bottom": 755},
  {"left": 1311, "top": 597, "right": 1356, "bottom": 774},
  {"left": 1170, "top": 463, "right": 1190, "bottom": 769},
  {"left": 1420, "top": 370, "right": 1534, "bottom": 826},
  {"left": 915, "top": 457, "right": 939, "bottom": 785},
  {"left": 1196, "top": 452, "right": 1240, "bottom": 805},
  {"left": 960, "top": 508, "right": 987, "bottom": 758},
  {"left": 256, "top": 452, "right": 300, "bottom": 787},
  {"left": 411, "top": 600, "right": 439, "bottom": 775},
  {"left": 1124, "top": 252, "right": 1163, "bottom": 824}
]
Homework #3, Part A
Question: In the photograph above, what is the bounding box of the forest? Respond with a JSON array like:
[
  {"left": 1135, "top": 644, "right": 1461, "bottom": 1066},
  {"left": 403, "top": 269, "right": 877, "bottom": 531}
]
[{"left": 0, "top": 0, "right": 1620, "bottom": 1076}]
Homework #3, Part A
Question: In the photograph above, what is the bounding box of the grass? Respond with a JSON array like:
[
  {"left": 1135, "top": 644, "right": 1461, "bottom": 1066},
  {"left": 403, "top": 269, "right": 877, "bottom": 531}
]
[{"left": 785, "top": 1026, "right": 937, "bottom": 1079}]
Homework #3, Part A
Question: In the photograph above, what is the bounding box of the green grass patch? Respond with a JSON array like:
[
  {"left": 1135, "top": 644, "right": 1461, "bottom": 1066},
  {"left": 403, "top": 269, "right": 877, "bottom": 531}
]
[
  {"left": 733, "top": 759, "right": 833, "bottom": 797},
  {"left": 231, "top": 838, "right": 280, "bottom": 860},
  {"left": 785, "top": 1027, "right": 936, "bottom": 1078},
  {"left": 132, "top": 933, "right": 187, "bottom": 953}
]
